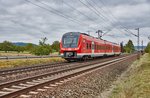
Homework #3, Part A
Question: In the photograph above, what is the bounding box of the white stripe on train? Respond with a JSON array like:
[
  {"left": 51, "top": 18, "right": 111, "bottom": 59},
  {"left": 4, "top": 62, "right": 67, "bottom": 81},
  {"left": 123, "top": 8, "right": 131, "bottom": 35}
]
[{"left": 60, "top": 52, "right": 121, "bottom": 56}]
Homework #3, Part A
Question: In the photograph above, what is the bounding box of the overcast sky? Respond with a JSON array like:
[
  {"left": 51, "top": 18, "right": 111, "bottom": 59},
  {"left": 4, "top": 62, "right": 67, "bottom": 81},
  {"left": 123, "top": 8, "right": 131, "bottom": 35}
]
[{"left": 0, "top": 0, "right": 150, "bottom": 46}]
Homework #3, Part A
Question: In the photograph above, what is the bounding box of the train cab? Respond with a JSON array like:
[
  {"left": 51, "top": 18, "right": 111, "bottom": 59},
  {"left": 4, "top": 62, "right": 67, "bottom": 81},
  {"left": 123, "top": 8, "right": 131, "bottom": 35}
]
[{"left": 60, "top": 32, "right": 81, "bottom": 61}]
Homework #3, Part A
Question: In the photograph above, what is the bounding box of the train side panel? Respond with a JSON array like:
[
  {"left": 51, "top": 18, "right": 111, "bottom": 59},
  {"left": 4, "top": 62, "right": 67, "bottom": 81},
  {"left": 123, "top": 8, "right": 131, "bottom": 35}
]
[{"left": 60, "top": 32, "right": 121, "bottom": 61}]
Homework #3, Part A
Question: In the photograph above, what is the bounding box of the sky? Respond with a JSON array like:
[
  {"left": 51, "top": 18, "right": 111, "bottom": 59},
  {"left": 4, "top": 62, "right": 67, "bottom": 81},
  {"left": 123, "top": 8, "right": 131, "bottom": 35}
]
[{"left": 0, "top": 0, "right": 150, "bottom": 46}]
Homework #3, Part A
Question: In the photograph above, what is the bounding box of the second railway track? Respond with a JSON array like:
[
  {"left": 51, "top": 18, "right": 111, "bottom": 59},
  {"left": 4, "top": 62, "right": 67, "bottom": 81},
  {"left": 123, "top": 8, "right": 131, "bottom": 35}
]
[{"left": 0, "top": 54, "right": 137, "bottom": 98}]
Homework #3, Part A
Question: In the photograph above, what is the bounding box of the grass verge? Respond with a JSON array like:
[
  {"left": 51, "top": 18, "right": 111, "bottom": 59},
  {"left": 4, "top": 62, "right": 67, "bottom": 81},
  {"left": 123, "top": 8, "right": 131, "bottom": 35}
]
[
  {"left": 110, "top": 54, "right": 150, "bottom": 98},
  {"left": 0, "top": 57, "right": 65, "bottom": 69}
]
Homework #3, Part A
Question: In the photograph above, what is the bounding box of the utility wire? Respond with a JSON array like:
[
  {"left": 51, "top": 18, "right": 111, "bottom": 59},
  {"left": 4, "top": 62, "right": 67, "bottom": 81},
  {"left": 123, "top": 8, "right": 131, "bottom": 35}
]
[
  {"left": 25, "top": 0, "right": 89, "bottom": 27},
  {"left": 63, "top": 0, "right": 109, "bottom": 30},
  {"left": 78, "top": 0, "right": 124, "bottom": 33},
  {"left": 78, "top": 0, "right": 106, "bottom": 21},
  {"left": 63, "top": 1, "right": 95, "bottom": 22},
  {"left": 25, "top": 0, "right": 99, "bottom": 31},
  {"left": 87, "top": 0, "right": 129, "bottom": 36},
  {"left": 78, "top": 0, "right": 114, "bottom": 32},
  {"left": 98, "top": 0, "right": 136, "bottom": 37}
]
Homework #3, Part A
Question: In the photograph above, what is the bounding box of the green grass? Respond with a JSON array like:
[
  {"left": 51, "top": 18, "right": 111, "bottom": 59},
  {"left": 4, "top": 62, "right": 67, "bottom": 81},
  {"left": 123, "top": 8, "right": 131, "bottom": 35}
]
[
  {"left": 0, "top": 51, "right": 33, "bottom": 56},
  {"left": 0, "top": 57, "right": 65, "bottom": 69},
  {"left": 0, "top": 51, "right": 59, "bottom": 56},
  {"left": 110, "top": 54, "right": 150, "bottom": 98}
]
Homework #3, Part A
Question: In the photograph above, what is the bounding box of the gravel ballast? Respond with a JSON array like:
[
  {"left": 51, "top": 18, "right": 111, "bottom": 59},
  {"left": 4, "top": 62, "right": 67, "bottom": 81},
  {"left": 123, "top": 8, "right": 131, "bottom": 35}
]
[{"left": 32, "top": 56, "right": 137, "bottom": 98}]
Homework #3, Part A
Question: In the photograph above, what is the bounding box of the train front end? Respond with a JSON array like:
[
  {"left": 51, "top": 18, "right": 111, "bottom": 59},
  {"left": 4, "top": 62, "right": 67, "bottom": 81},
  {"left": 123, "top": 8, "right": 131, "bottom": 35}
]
[{"left": 60, "top": 32, "right": 81, "bottom": 61}]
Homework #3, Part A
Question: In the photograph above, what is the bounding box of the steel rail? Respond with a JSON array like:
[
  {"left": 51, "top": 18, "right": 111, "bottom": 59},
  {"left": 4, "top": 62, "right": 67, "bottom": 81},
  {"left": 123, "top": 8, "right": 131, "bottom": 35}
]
[
  {"left": 0, "top": 54, "right": 137, "bottom": 98},
  {"left": 0, "top": 54, "right": 128, "bottom": 77}
]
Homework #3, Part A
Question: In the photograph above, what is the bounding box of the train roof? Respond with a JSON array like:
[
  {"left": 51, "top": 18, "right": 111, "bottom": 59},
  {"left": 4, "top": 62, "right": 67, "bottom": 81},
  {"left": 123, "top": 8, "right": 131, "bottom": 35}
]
[
  {"left": 63, "top": 32, "right": 80, "bottom": 35},
  {"left": 63, "top": 32, "right": 119, "bottom": 45},
  {"left": 80, "top": 33, "right": 119, "bottom": 45}
]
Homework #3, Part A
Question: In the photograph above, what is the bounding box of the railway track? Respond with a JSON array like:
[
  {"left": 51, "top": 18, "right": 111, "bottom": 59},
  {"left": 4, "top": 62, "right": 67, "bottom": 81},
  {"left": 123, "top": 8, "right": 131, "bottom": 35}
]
[
  {"left": 0, "top": 54, "right": 137, "bottom": 98},
  {"left": 0, "top": 54, "right": 129, "bottom": 77},
  {"left": 0, "top": 61, "right": 68, "bottom": 77}
]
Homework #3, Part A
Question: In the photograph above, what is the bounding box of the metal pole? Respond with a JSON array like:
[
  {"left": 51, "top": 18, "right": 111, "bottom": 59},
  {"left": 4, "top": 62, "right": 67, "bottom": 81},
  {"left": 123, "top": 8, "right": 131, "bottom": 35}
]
[
  {"left": 136, "top": 28, "right": 140, "bottom": 59},
  {"left": 137, "top": 28, "right": 140, "bottom": 52},
  {"left": 141, "top": 40, "right": 143, "bottom": 51},
  {"left": 96, "top": 30, "right": 103, "bottom": 39}
]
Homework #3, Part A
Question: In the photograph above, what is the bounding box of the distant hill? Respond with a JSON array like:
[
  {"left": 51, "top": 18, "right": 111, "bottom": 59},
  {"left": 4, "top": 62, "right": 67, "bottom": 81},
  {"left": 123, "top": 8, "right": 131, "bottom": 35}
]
[
  {"left": 12, "top": 42, "right": 36, "bottom": 46},
  {"left": 134, "top": 46, "right": 146, "bottom": 50}
]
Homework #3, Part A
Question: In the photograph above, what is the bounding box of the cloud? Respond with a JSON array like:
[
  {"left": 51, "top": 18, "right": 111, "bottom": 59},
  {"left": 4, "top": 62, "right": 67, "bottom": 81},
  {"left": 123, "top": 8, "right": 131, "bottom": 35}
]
[{"left": 0, "top": 0, "right": 149, "bottom": 46}]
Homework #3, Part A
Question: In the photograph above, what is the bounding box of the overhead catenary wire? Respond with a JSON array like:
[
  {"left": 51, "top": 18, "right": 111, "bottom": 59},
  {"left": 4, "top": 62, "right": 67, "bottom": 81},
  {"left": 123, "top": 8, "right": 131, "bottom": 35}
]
[
  {"left": 25, "top": 0, "right": 94, "bottom": 30},
  {"left": 62, "top": 1, "right": 95, "bottom": 22},
  {"left": 78, "top": 0, "right": 122, "bottom": 32},
  {"left": 25, "top": 0, "right": 127, "bottom": 36},
  {"left": 97, "top": 0, "right": 136, "bottom": 37},
  {"left": 78, "top": 0, "right": 132, "bottom": 38},
  {"left": 78, "top": 0, "right": 107, "bottom": 23},
  {"left": 78, "top": 0, "right": 114, "bottom": 32},
  {"left": 86, "top": 0, "right": 132, "bottom": 37},
  {"left": 62, "top": 0, "right": 110, "bottom": 30},
  {"left": 10, "top": 20, "right": 49, "bottom": 34},
  {"left": 63, "top": 0, "right": 132, "bottom": 38},
  {"left": 25, "top": 0, "right": 134, "bottom": 39}
]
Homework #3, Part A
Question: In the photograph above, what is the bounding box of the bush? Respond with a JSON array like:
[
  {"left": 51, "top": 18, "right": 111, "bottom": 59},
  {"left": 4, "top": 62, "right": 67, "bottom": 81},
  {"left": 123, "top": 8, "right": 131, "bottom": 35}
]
[
  {"left": 31, "top": 45, "right": 52, "bottom": 56},
  {"left": 145, "top": 43, "right": 150, "bottom": 54}
]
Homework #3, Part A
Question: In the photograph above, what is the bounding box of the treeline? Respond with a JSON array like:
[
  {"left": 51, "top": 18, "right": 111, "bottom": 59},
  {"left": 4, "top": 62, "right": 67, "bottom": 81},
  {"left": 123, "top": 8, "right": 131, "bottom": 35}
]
[
  {"left": 123, "top": 40, "right": 135, "bottom": 53},
  {"left": 0, "top": 37, "right": 60, "bottom": 56},
  {"left": 145, "top": 42, "right": 150, "bottom": 54},
  {"left": 123, "top": 39, "right": 150, "bottom": 54},
  {"left": 0, "top": 38, "right": 149, "bottom": 55}
]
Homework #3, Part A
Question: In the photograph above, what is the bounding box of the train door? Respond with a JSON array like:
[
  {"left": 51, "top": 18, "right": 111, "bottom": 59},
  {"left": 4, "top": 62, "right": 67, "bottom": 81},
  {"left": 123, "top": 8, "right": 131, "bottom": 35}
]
[
  {"left": 104, "top": 41, "right": 106, "bottom": 55},
  {"left": 112, "top": 45, "right": 114, "bottom": 54},
  {"left": 92, "top": 41, "right": 94, "bottom": 57}
]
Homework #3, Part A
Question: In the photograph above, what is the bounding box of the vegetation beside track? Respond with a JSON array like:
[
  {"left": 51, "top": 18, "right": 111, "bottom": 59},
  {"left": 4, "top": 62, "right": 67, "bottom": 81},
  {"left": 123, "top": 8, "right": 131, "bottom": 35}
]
[
  {"left": 110, "top": 54, "right": 150, "bottom": 98},
  {"left": 0, "top": 51, "right": 59, "bottom": 56},
  {"left": 0, "top": 57, "right": 65, "bottom": 69}
]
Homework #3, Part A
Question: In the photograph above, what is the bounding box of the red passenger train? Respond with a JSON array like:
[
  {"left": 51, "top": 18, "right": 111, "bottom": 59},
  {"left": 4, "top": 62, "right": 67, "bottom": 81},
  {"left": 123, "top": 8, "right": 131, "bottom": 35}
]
[{"left": 60, "top": 32, "right": 121, "bottom": 61}]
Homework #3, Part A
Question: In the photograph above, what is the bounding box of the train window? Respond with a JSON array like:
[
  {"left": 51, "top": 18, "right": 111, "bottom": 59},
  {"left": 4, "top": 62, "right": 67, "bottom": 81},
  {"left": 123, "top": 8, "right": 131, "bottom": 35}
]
[
  {"left": 86, "top": 43, "right": 88, "bottom": 49},
  {"left": 89, "top": 44, "right": 91, "bottom": 49},
  {"left": 96, "top": 45, "right": 98, "bottom": 50},
  {"left": 101, "top": 46, "right": 103, "bottom": 50},
  {"left": 95, "top": 45, "right": 97, "bottom": 50}
]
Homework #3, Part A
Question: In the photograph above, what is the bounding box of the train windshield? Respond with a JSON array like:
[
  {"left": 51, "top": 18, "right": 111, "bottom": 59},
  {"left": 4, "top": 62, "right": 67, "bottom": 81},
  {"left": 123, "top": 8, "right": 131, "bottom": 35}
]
[{"left": 62, "top": 35, "right": 79, "bottom": 48}]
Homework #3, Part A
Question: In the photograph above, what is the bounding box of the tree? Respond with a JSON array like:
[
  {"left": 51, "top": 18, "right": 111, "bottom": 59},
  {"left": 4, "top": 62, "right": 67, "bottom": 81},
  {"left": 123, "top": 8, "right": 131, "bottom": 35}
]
[
  {"left": 0, "top": 41, "right": 14, "bottom": 52},
  {"left": 14, "top": 46, "right": 25, "bottom": 53},
  {"left": 31, "top": 37, "right": 52, "bottom": 55},
  {"left": 39, "top": 37, "right": 47, "bottom": 46},
  {"left": 51, "top": 41, "right": 60, "bottom": 52},
  {"left": 124, "top": 40, "right": 135, "bottom": 53},
  {"left": 25, "top": 43, "right": 35, "bottom": 51},
  {"left": 31, "top": 45, "right": 52, "bottom": 56},
  {"left": 145, "top": 42, "right": 150, "bottom": 54},
  {"left": 0, "top": 43, "right": 2, "bottom": 51}
]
